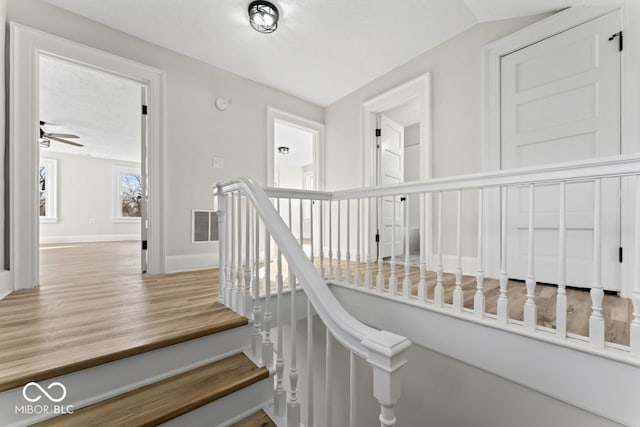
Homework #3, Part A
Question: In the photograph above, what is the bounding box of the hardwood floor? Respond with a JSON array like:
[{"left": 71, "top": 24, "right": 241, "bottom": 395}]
[
  {"left": 232, "top": 410, "right": 276, "bottom": 427},
  {"left": 35, "top": 353, "right": 269, "bottom": 427},
  {"left": 0, "top": 242, "right": 245, "bottom": 392}
]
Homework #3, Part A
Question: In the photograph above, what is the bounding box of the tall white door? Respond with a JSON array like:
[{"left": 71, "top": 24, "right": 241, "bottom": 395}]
[
  {"left": 501, "top": 11, "right": 621, "bottom": 290},
  {"left": 140, "top": 87, "right": 149, "bottom": 273},
  {"left": 378, "top": 114, "right": 404, "bottom": 259}
]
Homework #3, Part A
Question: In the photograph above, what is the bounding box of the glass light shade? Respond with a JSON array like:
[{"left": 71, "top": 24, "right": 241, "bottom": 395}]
[{"left": 248, "top": 1, "right": 279, "bottom": 34}]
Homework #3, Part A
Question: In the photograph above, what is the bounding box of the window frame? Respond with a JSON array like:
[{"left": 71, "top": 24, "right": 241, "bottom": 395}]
[
  {"left": 112, "top": 166, "right": 142, "bottom": 223},
  {"left": 39, "top": 158, "right": 58, "bottom": 224}
]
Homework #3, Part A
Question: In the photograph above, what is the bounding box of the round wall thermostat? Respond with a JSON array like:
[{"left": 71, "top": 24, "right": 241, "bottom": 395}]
[{"left": 215, "top": 97, "right": 230, "bottom": 111}]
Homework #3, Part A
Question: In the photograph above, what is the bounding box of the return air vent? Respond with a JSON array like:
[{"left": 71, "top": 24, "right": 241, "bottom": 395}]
[{"left": 192, "top": 209, "right": 218, "bottom": 243}]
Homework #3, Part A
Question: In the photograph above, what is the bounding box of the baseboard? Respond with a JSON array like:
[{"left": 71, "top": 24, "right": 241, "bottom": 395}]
[
  {"left": 429, "top": 254, "right": 478, "bottom": 275},
  {"left": 39, "top": 234, "right": 140, "bottom": 244},
  {"left": 0, "top": 271, "right": 11, "bottom": 300},
  {"left": 165, "top": 253, "right": 218, "bottom": 273}
]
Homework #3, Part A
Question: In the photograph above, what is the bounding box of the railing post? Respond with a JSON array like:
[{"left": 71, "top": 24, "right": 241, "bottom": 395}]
[
  {"left": 262, "top": 226, "right": 274, "bottom": 368},
  {"left": 243, "top": 199, "right": 253, "bottom": 317},
  {"left": 632, "top": 176, "right": 640, "bottom": 356},
  {"left": 337, "top": 200, "right": 343, "bottom": 282},
  {"left": 497, "top": 186, "right": 509, "bottom": 324},
  {"left": 225, "top": 193, "right": 233, "bottom": 306},
  {"left": 346, "top": 199, "right": 352, "bottom": 284},
  {"left": 366, "top": 197, "right": 373, "bottom": 289},
  {"left": 252, "top": 208, "right": 262, "bottom": 362},
  {"left": 230, "top": 193, "right": 237, "bottom": 309},
  {"left": 329, "top": 200, "right": 334, "bottom": 280},
  {"left": 556, "top": 182, "right": 567, "bottom": 338},
  {"left": 418, "top": 193, "right": 427, "bottom": 302},
  {"left": 474, "top": 188, "right": 485, "bottom": 317},
  {"left": 355, "top": 198, "right": 362, "bottom": 287},
  {"left": 389, "top": 195, "right": 398, "bottom": 295},
  {"left": 319, "top": 200, "right": 325, "bottom": 279},
  {"left": 453, "top": 190, "right": 463, "bottom": 312},
  {"left": 403, "top": 195, "right": 411, "bottom": 299},
  {"left": 377, "top": 196, "right": 384, "bottom": 292},
  {"left": 215, "top": 185, "right": 226, "bottom": 304},
  {"left": 362, "top": 331, "right": 411, "bottom": 427},
  {"left": 235, "top": 193, "right": 243, "bottom": 312},
  {"left": 434, "top": 192, "right": 444, "bottom": 307},
  {"left": 524, "top": 184, "right": 537, "bottom": 331},
  {"left": 274, "top": 199, "right": 286, "bottom": 418},
  {"left": 590, "top": 178, "right": 605, "bottom": 348},
  {"left": 287, "top": 199, "right": 301, "bottom": 427}
]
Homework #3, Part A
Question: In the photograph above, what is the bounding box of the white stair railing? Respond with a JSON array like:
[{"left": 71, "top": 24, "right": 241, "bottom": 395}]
[{"left": 215, "top": 179, "right": 411, "bottom": 427}]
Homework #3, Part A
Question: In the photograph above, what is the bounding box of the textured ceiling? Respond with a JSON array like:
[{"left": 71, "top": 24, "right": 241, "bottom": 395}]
[{"left": 39, "top": 56, "right": 142, "bottom": 162}]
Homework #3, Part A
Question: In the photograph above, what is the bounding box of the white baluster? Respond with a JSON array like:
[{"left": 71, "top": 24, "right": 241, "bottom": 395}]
[
  {"left": 365, "top": 197, "right": 373, "bottom": 289},
  {"left": 556, "top": 182, "right": 567, "bottom": 338},
  {"left": 389, "top": 195, "right": 398, "bottom": 295},
  {"left": 524, "top": 184, "right": 537, "bottom": 331},
  {"left": 631, "top": 176, "right": 640, "bottom": 356},
  {"left": 274, "top": 200, "right": 286, "bottom": 418},
  {"left": 346, "top": 199, "right": 352, "bottom": 284},
  {"left": 244, "top": 197, "right": 253, "bottom": 317},
  {"left": 418, "top": 193, "right": 427, "bottom": 302},
  {"left": 310, "top": 200, "right": 315, "bottom": 266},
  {"left": 287, "top": 200, "right": 301, "bottom": 426},
  {"left": 225, "top": 193, "right": 233, "bottom": 305},
  {"left": 319, "top": 200, "right": 325, "bottom": 279},
  {"left": 337, "top": 200, "right": 343, "bottom": 282},
  {"left": 349, "top": 352, "right": 356, "bottom": 427},
  {"left": 590, "top": 178, "right": 605, "bottom": 347},
  {"left": 262, "top": 227, "right": 273, "bottom": 368},
  {"left": 377, "top": 196, "right": 384, "bottom": 292},
  {"left": 434, "top": 192, "right": 444, "bottom": 307},
  {"left": 252, "top": 208, "right": 262, "bottom": 362},
  {"left": 216, "top": 185, "right": 226, "bottom": 304},
  {"left": 474, "top": 188, "right": 485, "bottom": 318},
  {"left": 235, "top": 193, "right": 243, "bottom": 312},
  {"left": 329, "top": 200, "right": 334, "bottom": 280},
  {"left": 453, "top": 190, "right": 464, "bottom": 312},
  {"left": 497, "top": 186, "right": 509, "bottom": 324},
  {"left": 403, "top": 195, "right": 411, "bottom": 299},
  {"left": 325, "top": 329, "right": 333, "bottom": 426},
  {"left": 355, "top": 198, "right": 362, "bottom": 287},
  {"left": 230, "top": 193, "right": 237, "bottom": 309},
  {"left": 306, "top": 302, "right": 314, "bottom": 427}
]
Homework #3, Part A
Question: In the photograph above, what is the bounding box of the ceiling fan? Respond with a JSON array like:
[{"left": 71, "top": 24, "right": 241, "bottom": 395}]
[{"left": 39, "top": 121, "right": 83, "bottom": 148}]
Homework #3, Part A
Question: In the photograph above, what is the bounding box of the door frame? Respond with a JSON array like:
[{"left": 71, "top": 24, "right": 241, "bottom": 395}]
[
  {"left": 266, "top": 106, "right": 325, "bottom": 190},
  {"left": 9, "top": 23, "right": 167, "bottom": 291},
  {"left": 361, "top": 73, "right": 432, "bottom": 264},
  {"left": 481, "top": 5, "right": 638, "bottom": 296}
]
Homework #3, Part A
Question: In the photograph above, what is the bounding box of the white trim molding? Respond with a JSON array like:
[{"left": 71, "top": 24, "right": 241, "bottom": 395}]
[
  {"left": 9, "top": 23, "right": 167, "bottom": 291},
  {"left": 40, "top": 234, "right": 141, "bottom": 244},
  {"left": 266, "top": 106, "right": 326, "bottom": 190},
  {"left": 165, "top": 252, "right": 218, "bottom": 273}
]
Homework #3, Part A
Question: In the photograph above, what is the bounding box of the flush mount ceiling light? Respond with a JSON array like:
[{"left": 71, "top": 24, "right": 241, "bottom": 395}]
[
  {"left": 248, "top": 1, "right": 279, "bottom": 34},
  {"left": 278, "top": 146, "right": 290, "bottom": 154}
]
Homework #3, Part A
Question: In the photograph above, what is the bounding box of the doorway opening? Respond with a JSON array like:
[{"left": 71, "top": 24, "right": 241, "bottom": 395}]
[
  {"left": 362, "top": 74, "right": 431, "bottom": 264},
  {"left": 37, "top": 55, "right": 148, "bottom": 287}
]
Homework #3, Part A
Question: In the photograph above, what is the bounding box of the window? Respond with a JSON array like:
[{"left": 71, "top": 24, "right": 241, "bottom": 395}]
[
  {"left": 39, "top": 158, "right": 58, "bottom": 223},
  {"left": 113, "top": 167, "right": 142, "bottom": 222}
]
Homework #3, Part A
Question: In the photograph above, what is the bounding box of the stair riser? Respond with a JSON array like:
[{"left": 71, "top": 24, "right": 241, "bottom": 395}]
[
  {"left": 160, "top": 374, "right": 273, "bottom": 427},
  {"left": 0, "top": 325, "right": 251, "bottom": 427}
]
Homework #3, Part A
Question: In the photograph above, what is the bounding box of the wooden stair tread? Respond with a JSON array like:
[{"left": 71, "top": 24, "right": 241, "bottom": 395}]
[
  {"left": 231, "top": 410, "right": 276, "bottom": 427},
  {"left": 35, "top": 353, "right": 269, "bottom": 427}
]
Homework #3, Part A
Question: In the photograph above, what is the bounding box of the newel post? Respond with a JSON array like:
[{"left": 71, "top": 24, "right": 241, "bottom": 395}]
[
  {"left": 215, "top": 184, "right": 226, "bottom": 304},
  {"left": 362, "top": 331, "right": 411, "bottom": 427}
]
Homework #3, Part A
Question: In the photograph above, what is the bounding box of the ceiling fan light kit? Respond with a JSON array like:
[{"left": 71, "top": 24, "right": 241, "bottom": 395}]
[{"left": 248, "top": 1, "right": 279, "bottom": 34}]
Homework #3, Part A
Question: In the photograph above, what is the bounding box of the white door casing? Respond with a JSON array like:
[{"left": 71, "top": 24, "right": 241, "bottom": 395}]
[
  {"left": 378, "top": 114, "right": 404, "bottom": 258},
  {"left": 500, "top": 10, "right": 621, "bottom": 290}
]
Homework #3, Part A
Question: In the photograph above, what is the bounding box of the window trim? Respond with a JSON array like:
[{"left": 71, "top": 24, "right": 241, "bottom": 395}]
[
  {"left": 39, "top": 158, "right": 58, "bottom": 224},
  {"left": 113, "top": 166, "right": 142, "bottom": 223}
]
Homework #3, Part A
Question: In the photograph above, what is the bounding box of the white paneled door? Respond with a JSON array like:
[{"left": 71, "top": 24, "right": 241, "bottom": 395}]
[
  {"left": 378, "top": 115, "right": 404, "bottom": 259},
  {"left": 501, "top": 11, "right": 621, "bottom": 290}
]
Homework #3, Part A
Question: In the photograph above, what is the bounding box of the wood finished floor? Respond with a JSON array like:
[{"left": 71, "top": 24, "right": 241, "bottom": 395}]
[
  {"left": 0, "top": 241, "right": 246, "bottom": 392},
  {"left": 231, "top": 410, "right": 276, "bottom": 427},
  {"left": 35, "top": 353, "right": 268, "bottom": 427},
  {"left": 270, "top": 256, "right": 633, "bottom": 346}
]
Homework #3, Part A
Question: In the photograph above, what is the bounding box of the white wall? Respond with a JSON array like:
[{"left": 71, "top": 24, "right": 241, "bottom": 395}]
[
  {"left": 39, "top": 152, "right": 141, "bottom": 243},
  {"left": 6, "top": 0, "right": 324, "bottom": 272},
  {"left": 324, "top": 15, "right": 548, "bottom": 259},
  {"left": 285, "top": 315, "right": 623, "bottom": 427}
]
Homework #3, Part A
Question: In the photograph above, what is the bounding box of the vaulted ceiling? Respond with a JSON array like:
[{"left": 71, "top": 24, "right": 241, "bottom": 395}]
[{"left": 43, "top": 0, "right": 616, "bottom": 106}]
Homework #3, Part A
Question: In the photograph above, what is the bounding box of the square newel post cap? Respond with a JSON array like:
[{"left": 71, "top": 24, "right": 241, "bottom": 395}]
[{"left": 362, "top": 331, "right": 411, "bottom": 406}]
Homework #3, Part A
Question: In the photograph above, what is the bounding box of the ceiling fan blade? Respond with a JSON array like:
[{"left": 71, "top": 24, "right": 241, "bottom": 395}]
[
  {"left": 44, "top": 133, "right": 80, "bottom": 139},
  {"left": 49, "top": 136, "right": 84, "bottom": 147}
]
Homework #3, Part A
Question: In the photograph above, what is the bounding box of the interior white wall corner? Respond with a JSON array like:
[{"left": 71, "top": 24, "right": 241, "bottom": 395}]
[{"left": 0, "top": 0, "right": 6, "bottom": 272}]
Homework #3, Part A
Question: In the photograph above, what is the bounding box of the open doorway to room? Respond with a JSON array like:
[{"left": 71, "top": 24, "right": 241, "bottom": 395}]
[
  {"left": 37, "top": 55, "right": 147, "bottom": 287},
  {"left": 377, "top": 99, "right": 421, "bottom": 261}
]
